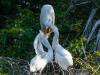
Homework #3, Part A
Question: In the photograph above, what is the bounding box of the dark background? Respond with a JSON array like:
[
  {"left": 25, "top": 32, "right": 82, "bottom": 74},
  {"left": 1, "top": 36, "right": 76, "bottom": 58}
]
[{"left": 0, "top": 0, "right": 100, "bottom": 75}]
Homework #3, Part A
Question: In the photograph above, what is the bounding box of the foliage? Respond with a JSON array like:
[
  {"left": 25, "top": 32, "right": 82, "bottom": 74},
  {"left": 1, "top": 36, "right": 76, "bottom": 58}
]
[
  {"left": 69, "top": 36, "right": 100, "bottom": 75},
  {"left": 0, "top": 6, "right": 39, "bottom": 59},
  {"left": 0, "top": 0, "right": 100, "bottom": 75},
  {"left": 68, "top": 36, "right": 86, "bottom": 56},
  {"left": 92, "top": 0, "right": 100, "bottom": 8},
  {"left": 0, "top": 57, "right": 29, "bottom": 75},
  {"left": 73, "top": 51, "right": 100, "bottom": 75}
]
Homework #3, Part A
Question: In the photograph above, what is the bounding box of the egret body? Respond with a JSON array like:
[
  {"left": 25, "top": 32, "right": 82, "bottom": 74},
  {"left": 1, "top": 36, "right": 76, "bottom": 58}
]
[
  {"left": 30, "top": 30, "right": 53, "bottom": 74},
  {"left": 51, "top": 25, "right": 73, "bottom": 71}
]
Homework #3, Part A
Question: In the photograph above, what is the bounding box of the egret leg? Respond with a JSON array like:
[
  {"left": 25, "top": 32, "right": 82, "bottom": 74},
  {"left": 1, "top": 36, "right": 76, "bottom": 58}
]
[
  {"left": 31, "top": 72, "right": 36, "bottom": 75},
  {"left": 67, "top": 67, "right": 72, "bottom": 75},
  {"left": 62, "top": 71, "right": 64, "bottom": 75},
  {"left": 63, "top": 71, "right": 67, "bottom": 75},
  {"left": 34, "top": 72, "right": 37, "bottom": 75},
  {"left": 60, "top": 68, "right": 65, "bottom": 75},
  {"left": 68, "top": 70, "right": 70, "bottom": 75},
  {"left": 45, "top": 65, "right": 48, "bottom": 75},
  {"left": 66, "top": 70, "right": 70, "bottom": 75},
  {"left": 39, "top": 71, "right": 41, "bottom": 75},
  {"left": 51, "top": 61, "right": 55, "bottom": 70},
  {"left": 39, "top": 69, "right": 43, "bottom": 75}
]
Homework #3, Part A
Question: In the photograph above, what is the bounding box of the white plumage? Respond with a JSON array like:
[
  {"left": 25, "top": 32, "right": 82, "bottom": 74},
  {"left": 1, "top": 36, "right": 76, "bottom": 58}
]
[
  {"left": 40, "top": 4, "right": 55, "bottom": 29},
  {"left": 30, "top": 4, "right": 73, "bottom": 75},
  {"left": 51, "top": 25, "right": 73, "bottom": 70},
  {"left": 30, "top": 30, "right": 53, "bottom": 74},
  {"left": 30, "top": 4, "right": 55, "bottom": 74}
]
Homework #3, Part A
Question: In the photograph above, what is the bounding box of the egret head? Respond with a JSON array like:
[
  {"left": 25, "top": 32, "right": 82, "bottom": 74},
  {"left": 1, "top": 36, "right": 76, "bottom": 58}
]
[{"left": 40, "top": 4, "right": 55, "bottom": 34}]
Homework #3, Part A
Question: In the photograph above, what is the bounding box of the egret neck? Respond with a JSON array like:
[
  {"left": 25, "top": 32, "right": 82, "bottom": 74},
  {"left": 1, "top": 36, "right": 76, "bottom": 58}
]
[
  {"left": 39, "top": 30, "right": 53, "bottom": 61},
  {"left": 51, "top": 25, "right": 59, "bottom": 49}
]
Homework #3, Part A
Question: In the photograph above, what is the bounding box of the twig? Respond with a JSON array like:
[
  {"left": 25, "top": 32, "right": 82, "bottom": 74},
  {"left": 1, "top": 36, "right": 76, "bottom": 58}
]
[
  {"left": 82, "top": 42, "right": 87, "bottom": 58},
  {"left": 75, "top": 1, "right": 91, "bottom": 6},
  {"left": 92, "top": 65, "right": 100, "bottom": 75},
  {"left": 83, "top": 8, "right": 97, "bottom": 35}
]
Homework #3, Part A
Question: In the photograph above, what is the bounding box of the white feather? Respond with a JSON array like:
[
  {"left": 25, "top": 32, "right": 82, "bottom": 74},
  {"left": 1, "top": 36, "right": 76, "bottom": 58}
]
[
  {"left": 40, "top": 4, "right": 55, "bottom": 29},
  {"left": 51, "top": 25, "right": 73, "bottom": 70},
  {"left": 30, "top": 31, "right": 53, "bottom": 73}
]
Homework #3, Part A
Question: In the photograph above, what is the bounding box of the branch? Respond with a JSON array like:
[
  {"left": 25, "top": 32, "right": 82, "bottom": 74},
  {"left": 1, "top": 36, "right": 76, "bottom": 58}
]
[
  {"left": 83, "top": 8, "right": 97, "bottom": 36},
  {"left": 92, "top": 65, "right": 100, "bottom": 75},
  {"left": 75, "top": 1, "right": 91, "bottom": 6},
  {"left": 87, "top": 19, "right": 100, "bottom": 44}
]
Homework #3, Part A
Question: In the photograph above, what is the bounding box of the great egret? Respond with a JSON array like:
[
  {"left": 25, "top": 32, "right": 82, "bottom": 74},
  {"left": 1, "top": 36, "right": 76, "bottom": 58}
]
[
  {"left": 30, "top": 4, "right": 55, "bottom": 74},
  {"left": 40, "top": 4, "right": 55, "bottom": 33},
  {"left": 30, "top": 30, "right": 53, "bottom": 75},
  {"left": 51, "top": 25, "right": 73, "bottom": 74}
]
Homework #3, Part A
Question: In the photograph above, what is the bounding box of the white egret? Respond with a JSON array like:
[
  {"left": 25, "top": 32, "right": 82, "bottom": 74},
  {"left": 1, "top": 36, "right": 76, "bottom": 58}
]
[
  {"left": 30, "top": 30, "right": 53, "bottom": 75},
  {"left": 40, "top": 4, "right": 73, "bottom": 74},
  {"left": 30, "top": 4, "right": 55, "bottom": 74},
  {"left": 51, "top": 25, "right": 73, "bottom": 74}
]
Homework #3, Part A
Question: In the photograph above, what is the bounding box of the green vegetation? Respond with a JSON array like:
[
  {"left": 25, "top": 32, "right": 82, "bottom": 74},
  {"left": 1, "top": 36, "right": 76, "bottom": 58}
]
[{"left": 0, "top": 0, "right": 100, "bottom": 75}]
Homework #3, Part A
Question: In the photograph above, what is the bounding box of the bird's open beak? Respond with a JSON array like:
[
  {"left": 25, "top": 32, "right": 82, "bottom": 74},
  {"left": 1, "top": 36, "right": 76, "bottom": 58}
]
[
  {"left": 46, "top": 26, "right": 52, "bottom": 33},
  {"left": 41, "top": 26, "right": 52, "bottom": 37}
]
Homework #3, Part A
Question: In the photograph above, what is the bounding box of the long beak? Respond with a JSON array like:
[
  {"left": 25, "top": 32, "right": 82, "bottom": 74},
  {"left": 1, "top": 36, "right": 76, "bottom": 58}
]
[{"left": 41, "top": 25, "right": 52, "bottom": 38}]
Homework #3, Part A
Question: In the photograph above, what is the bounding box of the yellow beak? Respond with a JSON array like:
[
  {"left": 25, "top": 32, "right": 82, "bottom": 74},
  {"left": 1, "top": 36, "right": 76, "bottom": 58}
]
[{"left": 42, "top": 26, "right": 52, "bottom": 36}]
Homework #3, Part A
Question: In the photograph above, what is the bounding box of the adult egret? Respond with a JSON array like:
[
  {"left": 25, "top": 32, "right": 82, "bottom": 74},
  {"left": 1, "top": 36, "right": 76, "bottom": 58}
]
[
  {"left": 40, "top": 4, "right": 55, "bottom": 34},
  {"left": 51, "top": 25, "right": 73, "bottom": 74},
  {"left": 30, "top": 30, "right": 53, "bottom": 75},
  {"left": 30, "top": 4, "right": 55, "bottom": 74}
]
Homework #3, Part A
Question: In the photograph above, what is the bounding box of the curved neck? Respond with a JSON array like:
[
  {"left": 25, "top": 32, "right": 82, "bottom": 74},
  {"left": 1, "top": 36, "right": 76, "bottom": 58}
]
[
  {"left": 52, "top": 25, "right": 59, "bottom": 46},
  {"left": 40, "top": 31, "right": 52, "bottom": 52},
  {"left": 34, "top": 33, "right": 45, "bottom": 55}
]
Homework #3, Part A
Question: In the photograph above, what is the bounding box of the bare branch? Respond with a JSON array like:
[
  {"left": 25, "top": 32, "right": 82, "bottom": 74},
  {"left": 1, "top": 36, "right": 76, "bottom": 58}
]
[{"left": 83, "top": 8, "right": 97, "bottom": 36}]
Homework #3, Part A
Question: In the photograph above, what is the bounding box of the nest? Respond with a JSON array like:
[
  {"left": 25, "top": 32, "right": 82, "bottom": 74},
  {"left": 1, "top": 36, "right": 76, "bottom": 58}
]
[
  {"left": 0, "top": 57, "right": 70, "bottom": 75},
  {"left": 0, "top": 57, "right": 90, "bottom": 75},
  {"left": 0, "top": 57, "right": 30, "bottom": 75}
]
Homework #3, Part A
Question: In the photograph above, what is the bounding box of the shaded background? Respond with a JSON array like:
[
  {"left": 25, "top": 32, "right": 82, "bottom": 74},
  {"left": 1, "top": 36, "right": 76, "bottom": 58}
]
[{"left": 0, "top": 0, "right": 100, "bottom": 75}]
